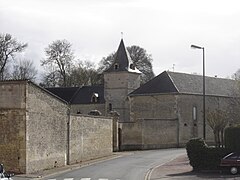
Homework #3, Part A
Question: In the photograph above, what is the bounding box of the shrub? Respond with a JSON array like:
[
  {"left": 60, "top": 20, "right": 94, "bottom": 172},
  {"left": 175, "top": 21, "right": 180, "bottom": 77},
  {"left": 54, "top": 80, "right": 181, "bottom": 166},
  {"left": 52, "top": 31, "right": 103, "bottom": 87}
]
[
  {"left": 186, "top": 138, "right": 230, "bottom": 171},
  {"left": 186, "top": 138, "right": 207, "bottom": 170},
  {"left": 225, "top": 126, "right": 240, "bottom": 151}
]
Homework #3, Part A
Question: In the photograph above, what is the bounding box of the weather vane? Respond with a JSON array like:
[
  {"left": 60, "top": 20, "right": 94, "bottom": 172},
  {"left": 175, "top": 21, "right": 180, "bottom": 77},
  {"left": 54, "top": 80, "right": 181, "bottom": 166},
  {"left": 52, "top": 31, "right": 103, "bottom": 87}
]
[{"left": 121, "top": 32, "right": 124, "bottom": 39}]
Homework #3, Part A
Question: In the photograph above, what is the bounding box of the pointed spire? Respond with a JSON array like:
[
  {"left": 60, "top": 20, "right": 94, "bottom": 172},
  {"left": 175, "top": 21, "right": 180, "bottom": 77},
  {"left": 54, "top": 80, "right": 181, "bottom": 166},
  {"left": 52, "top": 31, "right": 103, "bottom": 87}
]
[{"left": 105, "top": 39, "right": 141, "bottom": 74}]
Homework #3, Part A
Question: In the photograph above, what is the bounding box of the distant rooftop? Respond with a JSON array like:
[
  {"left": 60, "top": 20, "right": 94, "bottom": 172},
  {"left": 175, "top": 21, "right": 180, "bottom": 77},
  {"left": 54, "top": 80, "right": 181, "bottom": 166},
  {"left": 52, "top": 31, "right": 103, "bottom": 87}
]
[
  {"left": 46, "top": 85, "right": 105, "bottom": 104},
  {"left": 130, "top": 71, "right": 237, "bottom": 97}
]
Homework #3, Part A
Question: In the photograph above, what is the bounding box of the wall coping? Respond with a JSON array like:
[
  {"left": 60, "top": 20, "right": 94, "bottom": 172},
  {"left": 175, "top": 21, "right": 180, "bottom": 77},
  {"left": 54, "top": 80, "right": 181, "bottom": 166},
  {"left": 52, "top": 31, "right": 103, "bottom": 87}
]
[{"left": 70, "top": 113, "right": 112, "bottom": 120}]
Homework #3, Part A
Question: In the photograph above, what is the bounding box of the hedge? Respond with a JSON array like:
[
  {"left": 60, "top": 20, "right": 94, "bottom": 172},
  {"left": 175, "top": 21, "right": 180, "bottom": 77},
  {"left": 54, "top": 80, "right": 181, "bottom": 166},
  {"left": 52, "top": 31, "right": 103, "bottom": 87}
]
[
  {"left": 186, "top": 138, "right": 230, "bottom": 171},
  {"left": 225, "top": 126, "right": 240, "bottom": 151}
]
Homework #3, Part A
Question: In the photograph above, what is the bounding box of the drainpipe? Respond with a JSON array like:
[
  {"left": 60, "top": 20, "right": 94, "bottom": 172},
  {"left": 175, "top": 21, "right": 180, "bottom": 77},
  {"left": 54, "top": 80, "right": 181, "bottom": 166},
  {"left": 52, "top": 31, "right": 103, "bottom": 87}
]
[
  {"left": 66, "top": 106, "right": 70, "bottom": 165},
  {"left": 176, "top": 95, "right": 180, "bottom": 147}
]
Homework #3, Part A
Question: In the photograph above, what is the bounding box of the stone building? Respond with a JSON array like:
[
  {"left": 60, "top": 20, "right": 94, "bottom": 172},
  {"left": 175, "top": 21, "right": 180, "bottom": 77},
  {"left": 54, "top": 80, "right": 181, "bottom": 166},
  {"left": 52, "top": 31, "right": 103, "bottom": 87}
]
[
  {"left": 120, "top": 71, "right": 237, "bottom": 150},
  {"left": 0, "top": 80, "right": 113, "bottom": 174},
  {"left": 46, "top": 39, "right": 238, "bottom": 150}
]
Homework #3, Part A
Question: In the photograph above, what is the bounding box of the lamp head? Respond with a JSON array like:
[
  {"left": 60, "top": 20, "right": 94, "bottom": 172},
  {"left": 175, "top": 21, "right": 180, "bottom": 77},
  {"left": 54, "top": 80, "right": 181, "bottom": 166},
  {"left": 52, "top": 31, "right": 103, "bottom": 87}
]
[{"left": 191, "top": 44, "right": 203, "bottom": 49}]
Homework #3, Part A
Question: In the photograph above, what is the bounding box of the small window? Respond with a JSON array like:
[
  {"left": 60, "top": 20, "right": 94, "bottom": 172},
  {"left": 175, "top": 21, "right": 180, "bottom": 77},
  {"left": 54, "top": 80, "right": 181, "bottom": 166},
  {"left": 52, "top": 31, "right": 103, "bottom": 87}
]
[
  {"left": 130, "top": 64, "right": 135, "bottom": 70},
  {"left": 114, "top": 63, "right": 119, "bottom": 70},
  {"left": 193, "top": 106, "right": 197, "bottom": 120},
  {"left": 109, "top": 103, "right": 112, "bottom": 111},
  {"left": 91, "top": 93, "right": 99, "bottom": 103}
]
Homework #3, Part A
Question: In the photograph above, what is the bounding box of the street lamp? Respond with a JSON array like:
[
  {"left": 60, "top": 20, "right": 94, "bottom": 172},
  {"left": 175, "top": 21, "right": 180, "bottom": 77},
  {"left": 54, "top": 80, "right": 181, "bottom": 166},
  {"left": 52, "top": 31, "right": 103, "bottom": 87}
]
[{"left": 191, "top": 44, "right": 206, "bottom": 140}]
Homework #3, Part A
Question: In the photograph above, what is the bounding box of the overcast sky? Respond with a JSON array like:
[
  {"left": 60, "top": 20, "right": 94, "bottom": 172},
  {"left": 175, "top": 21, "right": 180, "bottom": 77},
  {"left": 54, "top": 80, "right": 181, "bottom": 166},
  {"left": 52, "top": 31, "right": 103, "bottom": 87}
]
[{"left": 1, "top": 0, "right": 240, "bottom": 81}]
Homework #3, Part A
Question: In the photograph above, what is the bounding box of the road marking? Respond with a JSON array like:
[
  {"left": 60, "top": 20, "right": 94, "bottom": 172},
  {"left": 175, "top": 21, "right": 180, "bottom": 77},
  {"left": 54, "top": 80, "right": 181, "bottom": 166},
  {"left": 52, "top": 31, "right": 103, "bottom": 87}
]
[{"left": 48, "top": 178, "right": 121, "bottom": 180}]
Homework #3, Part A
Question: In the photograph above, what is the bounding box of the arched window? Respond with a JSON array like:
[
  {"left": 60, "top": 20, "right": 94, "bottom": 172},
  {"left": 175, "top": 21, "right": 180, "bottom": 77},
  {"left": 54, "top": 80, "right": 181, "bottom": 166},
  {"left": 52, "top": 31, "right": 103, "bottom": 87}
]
[
  {"left": 193, "top": 106, "right": 197, "bottom": 120},
  {"left": 114, "top": 63, "right": 119, "bottom": 70}
]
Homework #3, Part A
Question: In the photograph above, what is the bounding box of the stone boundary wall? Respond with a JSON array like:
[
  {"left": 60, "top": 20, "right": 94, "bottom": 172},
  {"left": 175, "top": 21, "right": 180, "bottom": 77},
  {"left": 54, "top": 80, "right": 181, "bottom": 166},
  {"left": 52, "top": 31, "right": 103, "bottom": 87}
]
[
  {"left": 0, "top": 81, "right": 113, "bottom": 174},
  {"left": 120, "top": 118, "right": 178, "bottom": 150},
  {"left": 0, "top": 81, "right": 27, "bottom": 173},
  {"left": 69, "top": 114, "right": 112, "bottom": 164},
  {"left": 26, "top": 82, "right": 69, "bottom": 173}
]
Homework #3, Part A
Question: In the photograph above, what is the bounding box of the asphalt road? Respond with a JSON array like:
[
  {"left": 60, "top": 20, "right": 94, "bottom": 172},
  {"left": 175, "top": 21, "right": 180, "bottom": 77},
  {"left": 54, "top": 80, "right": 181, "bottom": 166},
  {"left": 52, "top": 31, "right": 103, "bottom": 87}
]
[{"left": 40, "top": 148, "right": 186, "bottom": 180}]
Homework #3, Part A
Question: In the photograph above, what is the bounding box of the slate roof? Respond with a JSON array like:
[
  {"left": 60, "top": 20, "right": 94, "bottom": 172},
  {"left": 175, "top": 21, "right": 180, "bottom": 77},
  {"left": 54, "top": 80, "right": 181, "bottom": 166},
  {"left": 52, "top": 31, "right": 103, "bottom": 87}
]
[
  {"left": 70, "top": 85, "right": 105, "bottom": 104},
  {"left": 130, "top": 71, "right": 237, "bottom": 97},
  {"left": 46, "top": 87, "right": 80, "bottom": 102},
  {"left": 105, "top": 39, "right": 141, "bottom": 73},
  {"left": 46, "top": 85, "right": 105, "bottom": 104}
]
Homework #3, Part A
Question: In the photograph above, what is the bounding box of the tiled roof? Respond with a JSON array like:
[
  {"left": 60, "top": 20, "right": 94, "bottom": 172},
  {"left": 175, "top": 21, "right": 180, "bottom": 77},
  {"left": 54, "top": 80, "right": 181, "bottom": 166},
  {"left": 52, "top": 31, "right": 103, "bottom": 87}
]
[
  {"left": 130, "top": 71, "right": 237, "bottom": 97},
  {"left": 105, "top": 39, "right": 141, "bottom": 73}
]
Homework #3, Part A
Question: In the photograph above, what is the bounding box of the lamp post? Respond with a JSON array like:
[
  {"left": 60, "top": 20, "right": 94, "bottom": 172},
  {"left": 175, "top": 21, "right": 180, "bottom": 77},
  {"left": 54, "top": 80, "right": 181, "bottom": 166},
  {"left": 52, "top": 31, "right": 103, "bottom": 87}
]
[{"left": 191, "top": 44, "right": 206, "bottom": 140}]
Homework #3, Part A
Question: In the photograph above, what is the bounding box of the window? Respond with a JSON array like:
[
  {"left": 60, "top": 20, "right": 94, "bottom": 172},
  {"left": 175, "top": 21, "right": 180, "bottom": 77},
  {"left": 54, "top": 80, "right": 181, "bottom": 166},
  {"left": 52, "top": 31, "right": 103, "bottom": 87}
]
[
  {"left": 109, "top": 103, "right": 112, "bottom": 111},
  {"left": 91, "top": 93, "right": 99, "bottom": 103},
  {"left": 130, "top": 63, "right": 135, "bottom": 70},
  {"left": 114, "top": 63, "right": 119, "bottom": 70},
  {"left": 193, "top": 106, "right": 197, "bottom": 120}
]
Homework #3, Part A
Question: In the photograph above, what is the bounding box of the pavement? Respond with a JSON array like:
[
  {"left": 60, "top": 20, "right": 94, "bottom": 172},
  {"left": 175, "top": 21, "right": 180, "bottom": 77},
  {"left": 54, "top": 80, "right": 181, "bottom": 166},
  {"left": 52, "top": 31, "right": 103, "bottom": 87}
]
[
  {"left": 14, "top": 151, "right": 240, "bottom": 180},
  {"left": 147, "top": 153, "right": 240, "bottom": 180}
]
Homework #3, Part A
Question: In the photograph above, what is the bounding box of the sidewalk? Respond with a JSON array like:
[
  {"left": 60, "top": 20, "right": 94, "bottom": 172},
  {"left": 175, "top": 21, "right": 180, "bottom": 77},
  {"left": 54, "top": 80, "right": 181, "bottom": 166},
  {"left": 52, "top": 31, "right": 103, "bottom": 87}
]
[{"left": 148, "top": 154, "right": 240, "bottom": 180}]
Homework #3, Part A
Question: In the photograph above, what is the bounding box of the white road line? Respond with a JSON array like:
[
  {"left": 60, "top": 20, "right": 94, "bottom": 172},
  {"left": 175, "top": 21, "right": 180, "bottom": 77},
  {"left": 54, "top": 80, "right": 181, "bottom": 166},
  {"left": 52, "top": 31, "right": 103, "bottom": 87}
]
[{"left": 48, "top": 178, "right": 122, "bottom": 180}]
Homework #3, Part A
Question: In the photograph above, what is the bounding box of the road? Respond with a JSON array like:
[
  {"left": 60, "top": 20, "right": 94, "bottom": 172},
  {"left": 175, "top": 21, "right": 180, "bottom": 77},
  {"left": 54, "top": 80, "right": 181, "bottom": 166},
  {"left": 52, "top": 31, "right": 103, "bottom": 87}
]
[{"left": 40, "top": 148, "right": 185, "bottom": 180}]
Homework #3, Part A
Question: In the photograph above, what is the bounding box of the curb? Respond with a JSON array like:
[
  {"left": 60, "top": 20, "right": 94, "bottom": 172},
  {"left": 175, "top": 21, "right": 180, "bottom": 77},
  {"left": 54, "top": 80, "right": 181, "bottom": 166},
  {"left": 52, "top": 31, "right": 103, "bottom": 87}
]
[
  {"left": 144, "top": 153, "right": 185, "bottom": 180},
  {"left": 16, "top": 152, "right": 133, "bottom": 179}
]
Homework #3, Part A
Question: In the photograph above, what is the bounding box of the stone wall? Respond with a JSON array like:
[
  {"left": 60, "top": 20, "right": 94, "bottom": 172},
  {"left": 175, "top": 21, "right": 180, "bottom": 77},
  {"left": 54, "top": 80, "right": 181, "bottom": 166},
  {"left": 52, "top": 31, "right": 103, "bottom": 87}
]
[
  {"left": 120, "top": 118, "right": 178, "bottom": 150},
  {"left": 26, "top": 82, "right": 69, "bottom": 173},
  {"left": 69, "top": 115, "right": 112, "bottom": 164},
  {"left": 70, "top": 104, "right": 105, "bottom": 115},
  {"left": 177, "top": 94, "right": 232, "bottom": 144},
  {"left": 0, "top": 81, "right": 114, "bottom": 174},
  {"left": 129, "top": 94, "right": 178, "bottom": 121},
  {"left": 129, "top": 93, "right": 233, "bottom": 148},
  {"left": 0, "top": 81, "right": 27, "bottom": 173}
]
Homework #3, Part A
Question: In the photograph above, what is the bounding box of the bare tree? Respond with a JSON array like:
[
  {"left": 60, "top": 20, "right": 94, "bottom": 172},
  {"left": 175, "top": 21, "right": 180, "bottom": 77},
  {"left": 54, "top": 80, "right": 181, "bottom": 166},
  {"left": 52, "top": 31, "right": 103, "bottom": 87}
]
[
  {"left": 0, "top": 33, "right": 27, "bottom": 80},
  {"left": 11, "top": 59, "right": 37, "bottom": 81},
  {"left": 206, "top": 109, "right": 229, "bottom": 147},
  {"left": 228, "top": 70, "right": 240, "bottom": 124},
  {"left": 127, "top": 45, "right": 155, "bottom": 84},
  {"left": 98, "top": 45, "right": 155, "bottom": 85},
  {"left": 41, "top": 39, "right": 74, "bottom": 87},
  {"left": 69, "top": 60, "right": 101, "bottom": 86}
]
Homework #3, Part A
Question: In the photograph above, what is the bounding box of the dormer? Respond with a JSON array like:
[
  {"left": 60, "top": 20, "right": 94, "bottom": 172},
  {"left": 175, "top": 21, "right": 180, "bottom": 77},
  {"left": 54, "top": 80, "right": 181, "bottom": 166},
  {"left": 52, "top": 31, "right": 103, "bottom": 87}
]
[{"left": 91, "top": 93, "right": 99, "bottom": 103}]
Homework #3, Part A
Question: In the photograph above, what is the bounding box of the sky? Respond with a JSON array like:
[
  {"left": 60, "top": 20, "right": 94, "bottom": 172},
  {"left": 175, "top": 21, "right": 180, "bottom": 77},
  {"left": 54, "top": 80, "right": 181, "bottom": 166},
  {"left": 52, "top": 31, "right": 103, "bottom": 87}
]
[{"left": 1, "top": 0, "right": 240, "bottom": 81}]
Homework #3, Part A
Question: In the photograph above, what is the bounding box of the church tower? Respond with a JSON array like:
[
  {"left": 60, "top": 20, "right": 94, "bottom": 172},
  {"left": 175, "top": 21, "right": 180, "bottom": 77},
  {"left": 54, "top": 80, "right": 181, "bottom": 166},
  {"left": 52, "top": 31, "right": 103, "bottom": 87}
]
[{"left": 104, "top": 39, "right": 141, "bottom": 122}]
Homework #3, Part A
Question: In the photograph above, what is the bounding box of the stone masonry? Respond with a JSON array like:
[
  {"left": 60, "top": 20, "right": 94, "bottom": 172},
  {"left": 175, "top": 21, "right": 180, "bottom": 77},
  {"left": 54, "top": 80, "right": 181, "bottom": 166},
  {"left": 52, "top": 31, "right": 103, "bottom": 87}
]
[{"left": 0, "top": 80, "right": 113, "bottom": 174}]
